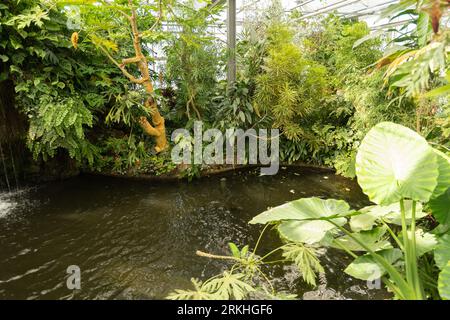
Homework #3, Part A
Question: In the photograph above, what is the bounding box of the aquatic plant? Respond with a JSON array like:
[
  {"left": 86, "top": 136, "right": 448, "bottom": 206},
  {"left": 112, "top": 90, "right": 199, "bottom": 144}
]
[
  {"left": 251, "top": 122, "right": 450, "bottom": 300},
  {"left": 167, "top": 225, "right": 324, "bottom": 300}
]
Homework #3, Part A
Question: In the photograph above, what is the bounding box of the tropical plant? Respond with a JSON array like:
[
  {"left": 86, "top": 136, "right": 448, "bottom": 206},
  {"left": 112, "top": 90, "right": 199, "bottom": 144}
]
[
  {"left": 57, "top": 0, "right": 172, "bottom": 153},
  {"left": 299, "top": 15, "right": 420, "bottom": 176},
  {"left": 0, "top": 0, "right": 128, "bottom": 167},
  {"left": 213, "top": 79, "right": 260, "bottom": 130},
  {"left": 163, "top": 0, "right": 223, "bottom": 122},
  {"left": 167, "top": 226, "right": 325, "bottom": 300},
  {"left": 364, "top": 0, "right": 449, "bottom": 134},
  {"left": 253, "top": 21, "right": 328, "bottom": 142},
  {"left": 251, "top": 122, "right": 450, "bottom": 300}
]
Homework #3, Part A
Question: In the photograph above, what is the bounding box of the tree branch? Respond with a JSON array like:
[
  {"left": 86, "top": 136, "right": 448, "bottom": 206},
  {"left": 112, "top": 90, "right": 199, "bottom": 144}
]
[
  {"left": 122, "top": 56, "right": 141, "bottom": 65},
  {"left": 97, "top": 45, "right": 148, "bottom": 84},
  {"left": 139, "top": 116, "right": 161, "bottom": 137}
]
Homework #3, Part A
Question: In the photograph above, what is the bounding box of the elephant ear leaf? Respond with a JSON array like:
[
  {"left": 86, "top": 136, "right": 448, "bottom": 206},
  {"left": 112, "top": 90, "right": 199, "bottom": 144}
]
[
  {"left": 356, "top": 122, "right": 439, "bottom": 205},
  {"left": 428, "top": 149, "right": 450, "bottom": 225},
  {"left": 249, "top": 197, "right": 351, "bottom": 224},
  {"left": 344, "top": 248, "right": 403, "bottom": 281},
  {"left": 350, "top": 201, "right": 426, "bottom": 232},
  {"left": 250, "top": 198, "right": 351, "bottom": 245},
  {"left": 438, "top": 261, "right": 450, "bottom": 300},
  {"left": 429, "top": 190, "right": 450, "bottom": 226},
  {"left": 278, "top": 219, "right": 344, "bottom": 245},
  {"left": 430, "top": 149, "right": 450, "bottom": 199},
  {"left": 435, "top": 234, "right": 450, "bottom": 270},
  {"left": 349, "top": 205, "right": 381, "bottom": 232}
]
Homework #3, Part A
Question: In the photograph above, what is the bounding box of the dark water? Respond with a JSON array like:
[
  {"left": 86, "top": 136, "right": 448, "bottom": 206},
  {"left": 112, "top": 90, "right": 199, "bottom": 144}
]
[{"left": 0, "top": 167, "right": 388, "bottom": 300}]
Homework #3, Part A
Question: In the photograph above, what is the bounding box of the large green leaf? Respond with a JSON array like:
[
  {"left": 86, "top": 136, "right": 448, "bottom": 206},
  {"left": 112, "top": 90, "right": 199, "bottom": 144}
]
[
  {"left": 398, "top": 229, "right": 438, "bottom": 257},
  {"left": 344, "top": 248, "right": 403, "bottom": 281},
  {"left": 431, "top": 149, "right": 450, "bottom": 199},
  {"left": 332, "top": 226, "right": 392, "bottom": 252},
  {"left": 355, "top": 122, "right": 439, "bottom": 205},
  {"left": 349, "top": 206, "right": 381, "bottom": 232},
  {"left": 429, "top": 189, "right": 450, "bottom": 225},
  {"left": 438, "top": 262, "right": 450, "bottom": 300},
  {"left": 349, "top": 201, "right": 426, "bottom": 231},
  {"left": 428, "top": 149, "right": 450, "bottom": 225},
  {"left": 435, "top": 234, "right": 450, "bottom": 270},
  {"left": 425, "top": 83, "right": 450, "bottom": 98},
  {"left": 249, "top": 198, "right": 351, "bottom": 225},
  {"left": 278, "top": 220, "right": 343, "bottom": 245},
  {"left": 383, "top": 201, "right": 426, "bottom": 226}
]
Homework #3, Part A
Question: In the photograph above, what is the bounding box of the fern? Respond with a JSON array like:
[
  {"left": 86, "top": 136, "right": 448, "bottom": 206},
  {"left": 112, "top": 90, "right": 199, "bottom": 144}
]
[
  {"left": 203, "top": 271, "right": 255, "bottom": 300},
  {"left": 6, "top": 5, "right": 50, "bottom": 29},
  {"left": 166, "top": 278, "right": 217, "bottom": 300},
  {"left": 282, "top": 243, "right": 324, "bottom": 287},
  {"left": 167, "top": 272, "right": 255, "bottom": 300},
  {"left": 27, "top": 94, "right": 95, "bottom": 163}
]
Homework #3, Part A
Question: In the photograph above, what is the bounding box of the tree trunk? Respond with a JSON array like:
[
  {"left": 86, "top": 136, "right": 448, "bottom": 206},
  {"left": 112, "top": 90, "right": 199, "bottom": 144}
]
[
  {"left": 100, "top": 1, "right": 168, "bottom": 153},
  {"left": 129, "top": 3, "right": 167, "bottom": 153}
]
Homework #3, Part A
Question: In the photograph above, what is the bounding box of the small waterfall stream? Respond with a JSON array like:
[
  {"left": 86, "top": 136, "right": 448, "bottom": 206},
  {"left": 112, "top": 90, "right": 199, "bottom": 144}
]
[
  {"left": 0, "top": 191, "right": 15, "bottom": 219},
  {"left": 0, "top": 142, "right": 12, "bottom": 192}
]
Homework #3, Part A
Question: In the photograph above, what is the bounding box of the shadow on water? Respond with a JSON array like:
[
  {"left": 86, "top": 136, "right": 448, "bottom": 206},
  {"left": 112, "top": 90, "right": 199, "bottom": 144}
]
[{"left": 0, "top": 167, "right": 390, "bottom": 300}]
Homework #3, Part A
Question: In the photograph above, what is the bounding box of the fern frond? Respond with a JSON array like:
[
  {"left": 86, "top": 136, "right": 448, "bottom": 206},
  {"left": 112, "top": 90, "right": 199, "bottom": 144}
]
[
  {"left": 282, "top": 243, "right": 324, "bottom": 287},
  {"left": 203, "top": 271, "right": 255, "bottom": 300},
  {"left": 166, "top": 278, "right": 216, "bottom": 300}
]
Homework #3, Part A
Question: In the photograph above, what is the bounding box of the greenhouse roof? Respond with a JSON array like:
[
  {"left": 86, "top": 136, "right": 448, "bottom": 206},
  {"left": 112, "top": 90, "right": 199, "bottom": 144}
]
[{"left": 212, "top": 0, "right": 412, "bottom": 30}]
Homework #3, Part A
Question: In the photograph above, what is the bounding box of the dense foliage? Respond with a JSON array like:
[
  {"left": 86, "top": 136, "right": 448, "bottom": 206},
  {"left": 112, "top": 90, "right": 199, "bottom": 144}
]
[
  {"left": 165, "top": 0, "right": 449, "bottom": 301},
  {"left": 1, "top": 0, "right": 449, "bottom": 299},
  {"left": 0, "top": 0, "right": 128, "bottom": 167},
  {"left": 2, "top": 0, "right": 447, "bottom": 179}
]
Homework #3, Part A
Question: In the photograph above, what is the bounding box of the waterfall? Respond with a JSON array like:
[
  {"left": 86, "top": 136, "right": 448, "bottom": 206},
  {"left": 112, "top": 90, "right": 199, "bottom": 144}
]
[
  {"left": 0, "top": 142, "right": 11, "bottom": 192},
  {"left": 0, "top": 191, "right": 14, "bottom": 219},
  {"left": 0, "top": 80, "right": 22, "bottom": 192}
]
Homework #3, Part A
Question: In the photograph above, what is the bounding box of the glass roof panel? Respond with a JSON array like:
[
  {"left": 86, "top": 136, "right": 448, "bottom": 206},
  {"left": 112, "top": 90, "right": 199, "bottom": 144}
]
[{"left": 217, "top": 0, "right": 412, "bottom": 30}]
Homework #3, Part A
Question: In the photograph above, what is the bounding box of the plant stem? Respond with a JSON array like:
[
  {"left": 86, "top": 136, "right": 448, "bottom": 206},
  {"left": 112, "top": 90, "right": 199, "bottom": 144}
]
[
  {"left": 252, "top": 223, "right": 270, "bottom": 256},
  {"left": 382, "top": 277, "right": 405, "bottom": 300},
  {"left": 255, "top": 265, "right": 275, "bottom": 295},
  {"left": 259, "top": 243, "right": 293, "bottom": 261},
  {"left": 400, "top": 199, "right": 424, "bottom": 300},
  {"left": 410, "top": 200, "right": 424, "bottom": 299},
  {"left": 329, "top": 220, "right": 414, "bottom": 299},
  {"left": 380, "top": 219, "right": 403, "bottom": 250},
  {"left": 400, "top": 199, "right": 414, "bottom": 289},
  {"left": 332, "top": 239, "right": 358, "bottom": 259},
  {"left": 196, "top": 250, "right": 243, "bottom": 262}
]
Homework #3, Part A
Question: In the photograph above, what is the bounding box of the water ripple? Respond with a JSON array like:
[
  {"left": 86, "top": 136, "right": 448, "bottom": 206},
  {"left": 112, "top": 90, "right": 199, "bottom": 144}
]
[{"left": 0, "top": 169, "right": 388, "bottom": 300}]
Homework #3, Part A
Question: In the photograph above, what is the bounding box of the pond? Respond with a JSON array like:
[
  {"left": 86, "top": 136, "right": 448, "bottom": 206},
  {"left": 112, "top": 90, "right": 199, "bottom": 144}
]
[{"left": 0, "top": 167, "right": 389, "bottom": 300}]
